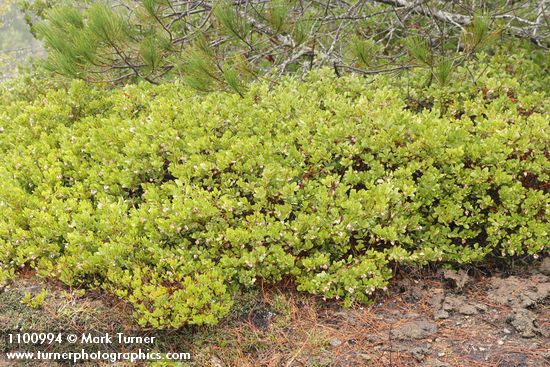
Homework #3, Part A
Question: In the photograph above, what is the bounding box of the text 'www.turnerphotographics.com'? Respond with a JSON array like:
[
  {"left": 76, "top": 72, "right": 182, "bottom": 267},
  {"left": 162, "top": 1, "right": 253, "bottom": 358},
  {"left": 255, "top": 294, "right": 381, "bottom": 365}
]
[{"left": 1, "top": 332, "right": 191, "bottom": 364}]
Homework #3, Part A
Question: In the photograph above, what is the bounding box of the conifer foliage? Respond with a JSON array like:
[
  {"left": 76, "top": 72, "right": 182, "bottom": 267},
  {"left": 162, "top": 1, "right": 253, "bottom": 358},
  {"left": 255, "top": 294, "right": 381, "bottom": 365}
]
[{"left": 27, "top": 0, "right": 549, "bottom": 89}]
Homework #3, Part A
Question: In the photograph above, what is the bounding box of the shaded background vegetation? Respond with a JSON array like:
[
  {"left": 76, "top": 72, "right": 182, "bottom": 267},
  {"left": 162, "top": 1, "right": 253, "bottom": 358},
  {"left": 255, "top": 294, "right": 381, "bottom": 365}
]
[{"left": 0, "top": 0, "right": 45, "bottom": 80}]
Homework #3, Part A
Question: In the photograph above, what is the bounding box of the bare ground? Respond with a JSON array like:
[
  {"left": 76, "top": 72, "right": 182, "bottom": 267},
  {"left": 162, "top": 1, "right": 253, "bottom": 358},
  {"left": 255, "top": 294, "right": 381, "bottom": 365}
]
[{"left": 1, "top": 258, "right": 549, "bottom": 366}]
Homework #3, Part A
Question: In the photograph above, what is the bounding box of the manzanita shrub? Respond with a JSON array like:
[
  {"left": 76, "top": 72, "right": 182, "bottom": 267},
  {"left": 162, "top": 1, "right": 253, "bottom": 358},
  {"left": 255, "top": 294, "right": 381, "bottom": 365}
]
[{"left": 0, "top": 69, "right": 548, "bottom": 328}]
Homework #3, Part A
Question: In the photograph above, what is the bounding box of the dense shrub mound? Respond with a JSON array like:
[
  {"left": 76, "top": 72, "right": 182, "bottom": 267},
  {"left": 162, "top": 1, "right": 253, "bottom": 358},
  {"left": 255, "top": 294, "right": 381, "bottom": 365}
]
[{"left": 0, "top": 71, "right": 548, "bottom": 328}]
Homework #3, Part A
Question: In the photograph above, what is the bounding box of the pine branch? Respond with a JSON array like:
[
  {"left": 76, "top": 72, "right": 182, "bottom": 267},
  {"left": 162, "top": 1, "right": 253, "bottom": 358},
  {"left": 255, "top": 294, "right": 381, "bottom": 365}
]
[{"left": 373, "top": 0, "right": 549, "bottom": 46}]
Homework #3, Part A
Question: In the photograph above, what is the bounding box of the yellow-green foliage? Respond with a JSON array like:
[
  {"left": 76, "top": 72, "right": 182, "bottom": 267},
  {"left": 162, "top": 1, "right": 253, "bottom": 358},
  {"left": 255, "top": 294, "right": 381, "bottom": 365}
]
[
  {"left": 0, "top": 68, "right": 548, "bottom": 328},
  {"left": 21, "top": 289, "right": 49, "bottom": 309}
]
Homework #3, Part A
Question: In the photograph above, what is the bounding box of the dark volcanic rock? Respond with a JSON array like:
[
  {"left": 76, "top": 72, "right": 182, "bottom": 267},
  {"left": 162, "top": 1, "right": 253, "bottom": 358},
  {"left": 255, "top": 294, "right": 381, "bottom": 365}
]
[
  {"left": 507, "top": 308, "right": 539, "bottom": 338},
  {"left": 391, "top": 320, "right": 438, "bottom": 340},
  {"left": 443, "top": 269, "right": 472, "bottom": 291},
  {"left": 488, "top": 276, "right": 550, "bottom": 308},
  {"left": 539, "top": 257, "right": 550, "bottom": 276}
]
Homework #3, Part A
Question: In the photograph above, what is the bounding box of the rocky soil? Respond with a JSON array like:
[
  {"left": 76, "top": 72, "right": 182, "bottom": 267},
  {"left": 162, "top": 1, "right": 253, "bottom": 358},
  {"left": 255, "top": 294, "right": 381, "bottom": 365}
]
[
  {"left": 1, "top": 258, "right": 549, "bottom": 366},
  {"left": 307, "top": 257, "right": 550, "bottom": 367}
]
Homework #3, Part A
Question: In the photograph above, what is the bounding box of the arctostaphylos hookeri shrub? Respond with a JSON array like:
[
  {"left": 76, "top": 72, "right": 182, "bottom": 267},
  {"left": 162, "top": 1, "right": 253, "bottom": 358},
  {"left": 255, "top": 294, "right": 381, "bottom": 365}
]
[{"left": 0, "top": 69, "right": 548, "bottom": 328}]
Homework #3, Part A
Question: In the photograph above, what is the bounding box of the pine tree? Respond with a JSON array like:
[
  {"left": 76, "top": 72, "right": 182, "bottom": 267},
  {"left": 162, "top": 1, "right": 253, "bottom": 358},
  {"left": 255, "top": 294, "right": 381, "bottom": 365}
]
[{"left": 23, "top": 0, "right": 549, "bottom": 89}]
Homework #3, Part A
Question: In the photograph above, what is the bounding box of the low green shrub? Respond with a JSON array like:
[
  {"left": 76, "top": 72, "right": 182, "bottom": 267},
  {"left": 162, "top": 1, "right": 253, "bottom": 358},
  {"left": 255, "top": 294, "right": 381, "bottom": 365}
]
[{"left": 0, "top": 68, "right": 548, "bottom": 328}]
